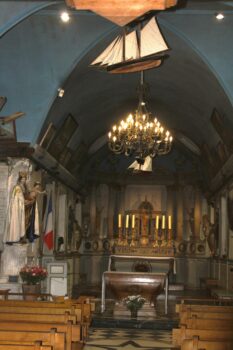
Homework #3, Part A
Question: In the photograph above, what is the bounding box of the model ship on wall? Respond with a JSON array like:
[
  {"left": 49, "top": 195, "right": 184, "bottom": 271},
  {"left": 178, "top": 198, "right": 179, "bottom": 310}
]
[{"left": 90, "top": 17, "right": 169, "bottom": 74}]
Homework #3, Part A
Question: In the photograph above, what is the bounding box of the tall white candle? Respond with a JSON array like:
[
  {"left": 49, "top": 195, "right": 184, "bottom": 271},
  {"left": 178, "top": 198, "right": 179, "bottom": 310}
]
[
  {"left": 156, "top": 215, "right": 159, "bottom": 229},
  {"left": 168, "top": 215, "right": 172, "bottom": 230},
  {"left": 118, "top": 214, "right": 122, "bottom": 228},
  {"left": 132, "top": 215, "right": 135, "bottom": 228},
  {"left": 126, "top": 214, "right": 129, "bottom": 228},
  {"left": 162, "top": 215, "right": 165, "bottom": 229}
]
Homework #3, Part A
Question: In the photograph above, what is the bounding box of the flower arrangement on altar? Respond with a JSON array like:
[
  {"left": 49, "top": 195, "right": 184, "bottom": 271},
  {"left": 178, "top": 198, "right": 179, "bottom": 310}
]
[
  {"left": 20, "top": 265, "right": 48, "bottom": 285},
  {"left": 123, "top": 295, "right": 146, "bottom": 313}
]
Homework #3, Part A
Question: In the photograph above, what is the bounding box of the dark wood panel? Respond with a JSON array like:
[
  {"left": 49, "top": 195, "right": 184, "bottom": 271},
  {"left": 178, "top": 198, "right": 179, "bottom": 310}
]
[{"left": 48, "top": 114, "right": 78, "bottom": 160}]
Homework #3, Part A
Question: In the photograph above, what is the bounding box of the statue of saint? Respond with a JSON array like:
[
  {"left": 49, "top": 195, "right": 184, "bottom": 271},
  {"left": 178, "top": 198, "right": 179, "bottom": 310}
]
[
  {"left": 4, "top": 174, "right": 45, "bottom": 244},
  {"left": 202, "top": 213, "right": 217, "bottom": 255},
  {"left": 4, "top": 172, "right": 28, "bottom": 244},
  {"left": 24, "top": 182, "right": 46, "bottom": 243}
]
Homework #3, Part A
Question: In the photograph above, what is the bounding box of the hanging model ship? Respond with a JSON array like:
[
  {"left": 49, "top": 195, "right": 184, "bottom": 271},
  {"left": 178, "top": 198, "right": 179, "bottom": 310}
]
[{"left": 90, "top": 17, "right": 169, "bottom": 74}]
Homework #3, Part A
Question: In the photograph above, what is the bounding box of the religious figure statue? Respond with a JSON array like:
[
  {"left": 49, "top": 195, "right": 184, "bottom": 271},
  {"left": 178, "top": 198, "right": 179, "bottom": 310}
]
[
  {"left": 67, "top": 205, "right": 82, "bottom": 251},
  {"left": 24, "top": 182, "right": 46, "bottom": 243},
  {"left": 4, "top": 173, "right": 45, "bottom": 244},
  {"left": 202, "top": 214, "right": 217, "bottom": 256},
  {"left": 187, "top": 208, "right": 194, "bottom": 239},
  {"left": 3, "top": 172, "right": 27, "bottom": 244}
]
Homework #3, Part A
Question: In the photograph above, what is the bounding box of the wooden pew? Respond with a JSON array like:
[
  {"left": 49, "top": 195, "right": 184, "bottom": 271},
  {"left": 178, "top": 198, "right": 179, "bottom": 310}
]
[
  {"left": 0, "top": 312, "right": 76, "bottom": 324},
  {"left": 181, "top": 336, "right": 233, "bottom": 350},
  {"left": 0, "top": 302, "right": 91, "bottom": 339},
  {"left": 0, "top": 343, "right": 52, "bottom": 350},
  {"left": 0, "top": 329, "right": 65, "bottom": 350},
  {"left": 180, "top": 310, "right": 233, "bottom": 324},
  {"left": 183, "top": 316, "right": 233, "bottom": 330},
  {"left": 176, "top": 304, "right": 233, "bottom": 313},
  {"left": 0, "top": 300, "right": 90, "bottom": 322},
  {"left": 0, "top": 321, "right": 81, "bottom": 350},
  {"left": 173, "top": 325, "right": 233, "bottom": 346},
  {"left": 177, "top": 297, "right": 233, "bottom": 306},
  {"left": 0, "top": 305, "right": 82, "bottom": 319},
  {"left": 0, "top": 305, "right": 89, "bottom": 340},
  {"left": 0, "top": 300, "right": 92, "bottom": 340}
]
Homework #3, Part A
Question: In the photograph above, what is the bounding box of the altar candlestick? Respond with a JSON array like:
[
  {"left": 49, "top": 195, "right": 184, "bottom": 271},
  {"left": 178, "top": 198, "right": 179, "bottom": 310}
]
[
  {"left": 126, "top": 214, "right": 129, "bottom": 228},
  {"left": 156, "top": 215, "right": 159, "bottom": 229},
  {"left": 162, "top": 215, "right": 165, "bottom": 229},
  {"left": 168, "top": 215, "right": 172, "bottom": 230},
  {"left": 132, "top": 215, "right": 135, "bottom": 228},
  {"left": 118, "top": 214, "right": 122, "bottom": 228}
]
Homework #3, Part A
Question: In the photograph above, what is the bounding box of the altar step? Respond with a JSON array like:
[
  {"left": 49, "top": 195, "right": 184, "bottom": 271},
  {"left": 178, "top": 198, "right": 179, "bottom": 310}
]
[{"left": 92, "top": 315, "right": 178, "bottom": 330}]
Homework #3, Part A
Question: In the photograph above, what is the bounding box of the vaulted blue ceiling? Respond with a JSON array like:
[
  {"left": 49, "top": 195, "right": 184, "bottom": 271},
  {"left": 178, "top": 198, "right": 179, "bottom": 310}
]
[{"left": 1, "top": 0, "right": 233, "bottom": 188}]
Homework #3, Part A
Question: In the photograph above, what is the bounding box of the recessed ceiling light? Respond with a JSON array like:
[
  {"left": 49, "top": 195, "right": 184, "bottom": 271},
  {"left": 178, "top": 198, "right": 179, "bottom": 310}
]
[
  {"left": 216, "top": 13, "right": 224, "bottom": 20},
  {"left": 60, "top": 11, "right": 70, "bottom": 23},
  {"left": 58, "top": 88, "right": 65, "bottom": 98}
]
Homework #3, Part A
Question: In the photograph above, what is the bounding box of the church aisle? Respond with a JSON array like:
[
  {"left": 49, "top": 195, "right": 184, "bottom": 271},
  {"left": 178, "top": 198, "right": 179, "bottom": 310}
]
[{"left": 84, "top": 328, "right": 178, "bottom": 350}]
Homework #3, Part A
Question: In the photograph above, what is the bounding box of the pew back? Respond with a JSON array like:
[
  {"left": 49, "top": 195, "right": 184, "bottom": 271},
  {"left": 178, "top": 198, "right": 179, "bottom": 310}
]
[
  {"left": 0, "top": 321, "right": 81, "bottom": 343},
  {"left": 173, "top": 326, "right": 233, "bottom": 346},
  {"left": 0, "top": 312, "right": 76, "bottom": 324},
  {"left": 180, "top": 311, "right": 233, "bottom": 324},
  {"left": 176, "top": 304, "right": 233, "bottom": 314},
  {"left": 181, "top": 336, "right": 233, "bottom": 350},
  {"left": 0, "top": 343, "right": 52, "bottom": 350},
  {"left": 0, "top": 329, "right": 65, "bottom": 350},
  {"left": 184, "top": 316, "right": 233, "bottom": 330}
]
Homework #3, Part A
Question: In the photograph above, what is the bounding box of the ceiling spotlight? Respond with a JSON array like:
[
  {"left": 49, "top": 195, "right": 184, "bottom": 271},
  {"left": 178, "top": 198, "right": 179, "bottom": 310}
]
[
  {"left": 58, "top": 88, "right": 65, "bottom": 97},
  {"left": 60, "top": 11, "right": 70, "bottom": 23},
  {"left": 216, "top": 13, "right": 224, "bottom": 20}
]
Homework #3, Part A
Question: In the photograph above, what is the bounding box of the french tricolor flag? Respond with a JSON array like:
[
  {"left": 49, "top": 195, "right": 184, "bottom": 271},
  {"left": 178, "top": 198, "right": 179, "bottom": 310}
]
[{"left": 43, "top": 195, "right": 54, "bottom": 250}]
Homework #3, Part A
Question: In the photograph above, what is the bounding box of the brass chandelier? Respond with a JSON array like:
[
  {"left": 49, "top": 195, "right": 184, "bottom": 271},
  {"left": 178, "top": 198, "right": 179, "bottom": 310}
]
[{"left": 108, "top": 72, "right": 173, "bottom": 165}]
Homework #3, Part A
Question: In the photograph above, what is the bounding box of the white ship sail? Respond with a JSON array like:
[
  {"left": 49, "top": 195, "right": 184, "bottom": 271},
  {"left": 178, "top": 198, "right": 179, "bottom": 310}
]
[
  {"left": 91, "top": 17, "right": 169, "bottom": 69},
  {"left": 128, "top": 156, "right": 152, "bottom": 172},
  {"left": 141, "top": 18, "right": 168, "bottom": 57},
  {"left": 125, "top": 31, "right": 139, "bottom": 61}
]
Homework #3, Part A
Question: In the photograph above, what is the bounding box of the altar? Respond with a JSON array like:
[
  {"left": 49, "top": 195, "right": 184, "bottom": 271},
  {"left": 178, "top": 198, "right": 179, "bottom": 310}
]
[
  {"left": 101, "top": 255, "right": 175, "bottom": 315},
  {"left": 101, "top": 198, "right": 175, "bottom": 315}
]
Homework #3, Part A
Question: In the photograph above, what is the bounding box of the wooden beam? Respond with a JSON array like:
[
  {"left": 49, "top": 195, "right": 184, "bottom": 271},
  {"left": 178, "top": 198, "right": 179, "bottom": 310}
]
[{"left": 0, "top": 140, "right": 34, "bottom": 158}]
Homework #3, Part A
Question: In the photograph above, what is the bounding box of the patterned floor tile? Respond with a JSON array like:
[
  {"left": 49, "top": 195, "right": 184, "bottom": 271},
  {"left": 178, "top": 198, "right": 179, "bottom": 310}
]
[{"left": 84, "top": 328, "right": 177, "bottom": 350}]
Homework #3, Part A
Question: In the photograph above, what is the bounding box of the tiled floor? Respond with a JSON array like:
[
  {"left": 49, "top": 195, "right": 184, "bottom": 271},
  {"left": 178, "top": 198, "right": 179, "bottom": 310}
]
[{"left": 84, "top": 328, "right": 178, "bottom": 350}]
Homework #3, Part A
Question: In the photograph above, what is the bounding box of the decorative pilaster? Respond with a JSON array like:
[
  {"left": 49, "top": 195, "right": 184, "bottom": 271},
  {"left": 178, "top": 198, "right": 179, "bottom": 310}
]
[
  {"left": 166, "top": 185, "right": 175, "bottom": 238},
  {"left": 220, "top": 193, "right": 228, "bottom": 257},
  {"left": 176, "top": 187, "right": 184, "bottom": 241},
  {"left": 107, "top": 185, "right": 114, "bottom": 239},
  {"left": 194, "top": 188, "right": 202, "bottom": 240},
  {"left": 89, "top": 185, "right": 96, "bottom": 239}
]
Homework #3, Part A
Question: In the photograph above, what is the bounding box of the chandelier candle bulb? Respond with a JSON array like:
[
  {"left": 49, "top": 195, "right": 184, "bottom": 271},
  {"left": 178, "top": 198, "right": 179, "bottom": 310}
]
[
  {"left": 126, "top": 214, "right": 129, "bottom": 228},
  {"left": 162, "top": 215, "right": 165, "bottom": 229},
  {"left": 118, "top": 214, "right": 122, "bottom": 228},
  {"left": 168, "top": 215, "right": 172, "bottom": 230},
  {"left": 132, "top": 215, "right": 135, "bottom": 228}
]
